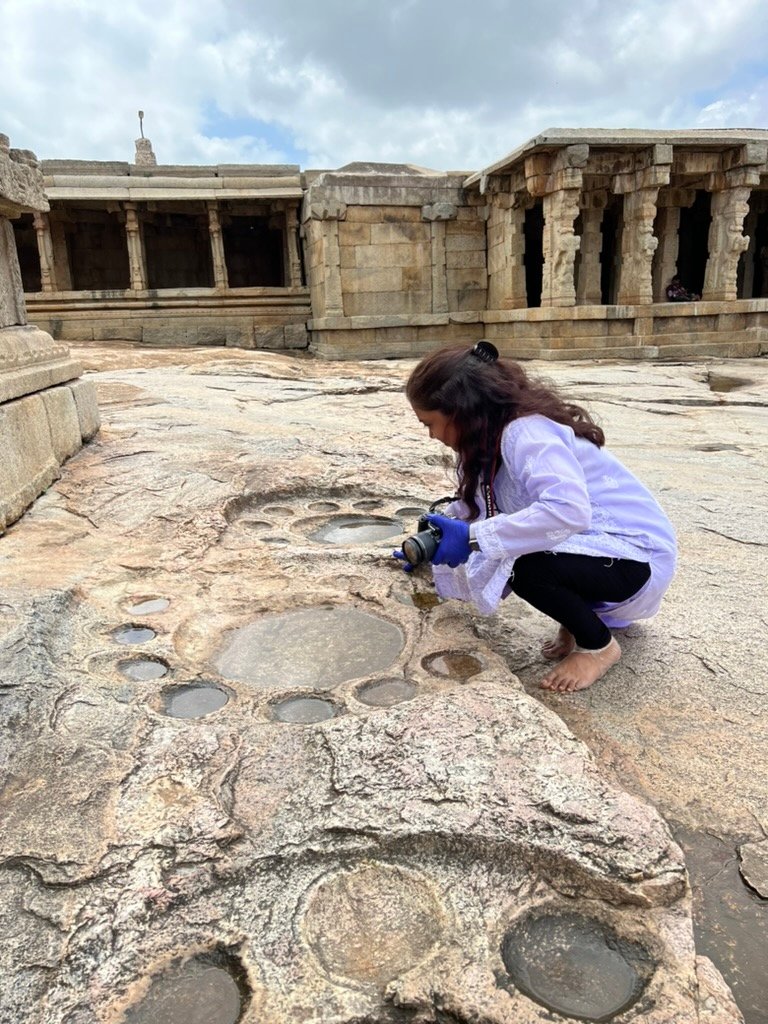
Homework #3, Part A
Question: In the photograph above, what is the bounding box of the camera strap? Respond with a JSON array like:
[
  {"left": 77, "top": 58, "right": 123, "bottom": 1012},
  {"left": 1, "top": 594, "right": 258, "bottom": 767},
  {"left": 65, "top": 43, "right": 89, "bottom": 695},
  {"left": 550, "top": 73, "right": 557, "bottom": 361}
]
[{"left": 481, "top": 435, "right": 502, "bottom": 520}]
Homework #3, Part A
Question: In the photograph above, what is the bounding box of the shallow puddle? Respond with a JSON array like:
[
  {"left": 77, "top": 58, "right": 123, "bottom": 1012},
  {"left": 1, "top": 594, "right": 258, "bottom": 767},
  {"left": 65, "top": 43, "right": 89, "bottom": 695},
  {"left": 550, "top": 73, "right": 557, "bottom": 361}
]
[
  {"left": 118, "top": 657, "right": 169, "bottom": 681},
  {"left": 357, "top": 678, "right": 417, "bottom": 708},
  {"left": 309, "top": 514, "right": 403, "bottom": 545},
  {"left": 127, "top": 597, "right": 170, "bottom": 615},
  {"left": 674, "top": 827, "right": 768, "bottom": 1024},
  {"left": 213, "top": 607, "right": 403, "bottom": 690},
  {"left": 163, "top": 684, "right": 229, "bottom": 719},
  {"left": 708, "top": 373, "right": 753, "bottom": 393},
  {"left": 501, "top": 913, "right": 648, "bottom": 1020},
  {"left": 422, "top": 650, "right": 483, "bottom": 680},
  {"left": 123, "top": 954, "right": 244, "bottom": 1024},
  {"left": 272, "top": 696, "right": 337, "bottom": 723},
  {"left": 112, "top": 625, "right": 157, "bottom": 645}
]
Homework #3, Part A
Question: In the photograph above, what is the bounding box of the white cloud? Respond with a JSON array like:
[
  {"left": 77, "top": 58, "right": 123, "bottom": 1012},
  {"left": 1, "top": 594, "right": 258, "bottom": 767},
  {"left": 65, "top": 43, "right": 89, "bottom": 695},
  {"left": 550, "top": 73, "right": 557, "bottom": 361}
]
[{"left": 0, "top": 0, "right": 766, "bottom": 170}]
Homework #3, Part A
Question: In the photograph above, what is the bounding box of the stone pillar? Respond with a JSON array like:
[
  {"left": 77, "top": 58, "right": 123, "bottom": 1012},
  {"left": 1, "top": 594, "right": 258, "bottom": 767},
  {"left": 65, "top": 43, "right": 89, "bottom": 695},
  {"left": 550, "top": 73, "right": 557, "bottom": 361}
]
[
  {"left": 575, "top": 197, "right": 605, "bottom": 305},
  {"left": 702, "top": 187, "right": 751, "bottom": 302},
  {"left": 0, "top": 132, "right": 100, "bottom": 533},
  {"left": 304, "top": 200, "right": 347, "bottom": 317},
  {"left": 284, "top": 204, "right": 303, "bottom": 288},
  {"left": 0, "top": 216, "right": 26, "bottom": 325},
  {"left": 613, "top": 146, "right": 671, "bottom": 305},
  {"left": 541, "top": 188, "right": 581, "bottom": 307},
  {"left": 123, "top": 202, "right": 147, "bottom": 291},
  {"left": 652, "top": 205, "right": 680, "bottom": 302},
  {"left": 525, "top": 145, "right": 589, "bottom": 308},
  {"left": 422, "top": 201, "right": 457, "bottom": 314},
  {"left": 207, "top": 202, "right": 229, "bottom": 289},
  {"left": 32, "top": 211, "right": 55, "bottom": 292},
  {"left": 487, "top": 194, "right": 527, "bottom": 309},
  {"left": 741, "top": 204, "right": 759, "bottom": 299},
  {"left": 50, "top": 219, "right": 72, "bottom": 291},
  {"left": 701, "top": 146, "right": 765, "bottom": 302}
]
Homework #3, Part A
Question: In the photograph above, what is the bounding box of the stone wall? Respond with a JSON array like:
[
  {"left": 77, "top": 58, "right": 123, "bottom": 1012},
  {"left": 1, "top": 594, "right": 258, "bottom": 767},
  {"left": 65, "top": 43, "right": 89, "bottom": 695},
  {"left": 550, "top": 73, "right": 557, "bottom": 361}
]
[
  {"left": 303, "top": 165, "right": 489, "bottom": 358},
  {"left": 0, "top": 133, "right": 99, "bottom": 533}
]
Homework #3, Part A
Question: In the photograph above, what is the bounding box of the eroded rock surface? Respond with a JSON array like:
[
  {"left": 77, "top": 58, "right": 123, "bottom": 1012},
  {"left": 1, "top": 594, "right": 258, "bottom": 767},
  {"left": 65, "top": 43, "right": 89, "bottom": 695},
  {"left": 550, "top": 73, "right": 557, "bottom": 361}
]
[{"left": 2, "top": 344, "right": 764, "bottom": 1022}]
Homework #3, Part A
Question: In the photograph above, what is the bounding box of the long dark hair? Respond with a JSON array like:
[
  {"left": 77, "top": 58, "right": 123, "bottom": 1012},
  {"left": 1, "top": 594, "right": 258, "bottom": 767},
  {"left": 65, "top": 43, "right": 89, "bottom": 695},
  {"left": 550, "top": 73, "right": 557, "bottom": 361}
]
[{"left": 406, "top": 344, "right": 605, "bottom": 519}]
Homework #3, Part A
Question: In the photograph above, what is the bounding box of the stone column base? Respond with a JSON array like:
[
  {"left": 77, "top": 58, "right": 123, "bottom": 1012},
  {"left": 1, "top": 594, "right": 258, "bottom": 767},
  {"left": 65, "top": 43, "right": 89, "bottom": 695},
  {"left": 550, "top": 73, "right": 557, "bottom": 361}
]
[{"left": 0, "top": 323, "right": 100, "bottom": 532}]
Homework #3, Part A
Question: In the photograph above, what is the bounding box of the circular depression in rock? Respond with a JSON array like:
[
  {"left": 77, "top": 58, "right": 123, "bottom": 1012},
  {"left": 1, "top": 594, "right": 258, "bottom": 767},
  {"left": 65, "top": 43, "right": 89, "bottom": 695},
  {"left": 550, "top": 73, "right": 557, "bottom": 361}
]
[
  {"left": 308, "top": 514, "right": 403, "bottom": 545},
  {"left": 162, "top": 683, "right": 230, "bottom": 719},
  {"left": 501, "top": 913, "right": 650, "bottom": 1021},
  {"left": 213, "top": 607, "right": 404, "bottom": 690},
  {"left": 353, "top": 498, "right": 383, "bottom": 510},
  {"left": 127, "top": 597, "right": 170, "bottom": 616},
  {"left": 357, "top": 678, "right": 417, "bottom": 708},
  {"left": 112, "top": 625, "right": 157, "bottom": 645},
  {"left": 123, "top": 953, "right": 245, "bottom": 1024},
  {"left": 422, "top": 650, "right": 483, "bottom": 680},
  {"left": 302, "top": 863, "right": 445, "bottom": 988},
  {"left": 308, "top": 500, "right": 341, "bottom": 512},
  {"left": 272, "top": 696, "right": 337, "bottom": 723},
  {"left": 118, "top": 657, "right": 169, "bottom": 681}
]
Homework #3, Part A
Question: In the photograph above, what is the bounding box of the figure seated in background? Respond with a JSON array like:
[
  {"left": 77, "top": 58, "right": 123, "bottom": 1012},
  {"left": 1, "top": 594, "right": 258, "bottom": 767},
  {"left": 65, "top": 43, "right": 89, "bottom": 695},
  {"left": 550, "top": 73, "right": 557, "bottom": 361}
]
[{"left": 666, "top": 276, "right": 700, "bottom": 302}]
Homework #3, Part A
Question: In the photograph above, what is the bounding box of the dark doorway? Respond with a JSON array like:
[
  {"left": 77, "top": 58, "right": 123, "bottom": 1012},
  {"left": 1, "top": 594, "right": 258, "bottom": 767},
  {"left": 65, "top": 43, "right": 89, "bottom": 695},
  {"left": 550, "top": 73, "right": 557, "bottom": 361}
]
[
  {"left": 144, "top": 212, "right": 213, "bottom": 289},
  {"left": 600, "top": 195, "right": 623, "bottom": 304},
  {"left": 67, "top": 209, "right": 130, "bottom": 290},
  {"left": 523, "top": 201, "right": 544, "bottom": 307},
  {"left": 750, "top": 210, "right": 768, "bottom": 298},
  {"left": 222, "top": 216, "right": 284, "bottom": 288},
  {"left": 11, "top": 214, "right": 41, "bottom": 292},
  {"left": 677, "top": 191, "right": 711, "bottom": 298}
]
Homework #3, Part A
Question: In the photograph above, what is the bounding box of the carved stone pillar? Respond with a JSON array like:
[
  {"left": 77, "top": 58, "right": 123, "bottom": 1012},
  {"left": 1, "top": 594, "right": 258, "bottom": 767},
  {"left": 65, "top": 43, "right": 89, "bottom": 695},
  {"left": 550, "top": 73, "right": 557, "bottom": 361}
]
[
  {"left": 575, "top": 198, "right": 604, "bottom": 305},
  {"left": 207, "top": 202, "right": 229, "bottom": 289},
  {"left": 0, "top": 217, "right": 26, "bottom": 326},
  {"left": 487, "top": 195, "right": 527, "bottom": 309},
  {"left": 123, "top": 203, "right": 146, "bottom": 291},
  {"left": 541, "top": 188, "right": 581, "bottom": 307},
  {"left": 702, "top": 187, "right": 751, "bottom": 302},
  {"left": 652, "top": 205, "right": 680, "bottom": 302},
  {"left": 616, "top": 188, "right": 661, "bottom": 305},
  {"left": 284, "top": 204, "right": 303, "bottom": 288},
  {"left": 32, "top": 211, "right": 55, "bottom": 292},
  {"left": 741, "top": 204, "right": 759, "bottom": 299}
]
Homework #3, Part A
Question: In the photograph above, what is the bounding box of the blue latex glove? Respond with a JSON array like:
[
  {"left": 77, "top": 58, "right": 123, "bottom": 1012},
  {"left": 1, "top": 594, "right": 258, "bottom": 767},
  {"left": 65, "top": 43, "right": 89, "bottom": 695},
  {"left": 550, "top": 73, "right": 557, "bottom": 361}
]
[
  {"left": 392, "top": 549, "right": 415, "bottom": 573},
  {"left": 426, "top": 514, "right": 471, "bottom": 568}
]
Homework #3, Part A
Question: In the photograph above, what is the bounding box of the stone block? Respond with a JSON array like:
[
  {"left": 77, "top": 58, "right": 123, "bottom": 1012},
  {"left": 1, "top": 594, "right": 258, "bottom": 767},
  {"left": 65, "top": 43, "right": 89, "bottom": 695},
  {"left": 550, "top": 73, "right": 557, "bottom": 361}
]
[
  {"left": 447, "top": 268, "right": 488, "bottom": 291},
  {"left": 0, "top": 325, "right": 82, "bottom": 403},
  {"left": 401, "top": 266, "right": 431, "bottom": 291},
  {"left": 100, "top": 323, "right": 144, "bottom": 342},
  {"left": 340, "top": 267, "right": 403, "bottom": 293},
  {"left": 41, "top": 385, "right": 82, "bottom": 462},
  {"left": 353, "top": 244, "right": 431, "bottom": 269},
  {"left": 283, "top": 323, "right": 310, "bottom": 348},
  {"left": 445, "top": 231, "right": 486, "bottom": 252},
  {"left": 343, "top": 290, "right": 431, "bottom": 317},
  {"left": 0, "top": 393, "right": 60, "bottom": 531},
  {"left": 370, "top": 222, "right": 430, "bottom": 244},
  {"left": 67, "top": 379, "right": 100, "bottom": 441},
  {"left": 451, "top": 288, "right": 488, "bottom": 312},
  {"left": 338, "top": 222, "right": 371, "bottom": 246},
  {"left": 447, "top": 250, "right": 487, "bottom": 269}
]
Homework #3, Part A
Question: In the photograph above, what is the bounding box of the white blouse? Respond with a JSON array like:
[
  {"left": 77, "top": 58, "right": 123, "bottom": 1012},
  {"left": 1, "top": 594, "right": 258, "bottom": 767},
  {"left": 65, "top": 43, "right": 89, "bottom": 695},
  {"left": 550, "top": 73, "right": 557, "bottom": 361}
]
[{"left": 431, "top": 414, "right": 677, "bottom": 624}]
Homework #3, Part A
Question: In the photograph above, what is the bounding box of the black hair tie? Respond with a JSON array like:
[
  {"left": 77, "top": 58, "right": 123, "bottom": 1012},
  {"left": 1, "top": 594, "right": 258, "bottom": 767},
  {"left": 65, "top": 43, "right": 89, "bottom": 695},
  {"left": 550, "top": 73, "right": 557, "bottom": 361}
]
[{"left": 470, "top": 340, "right": 499, "bottom": 364}]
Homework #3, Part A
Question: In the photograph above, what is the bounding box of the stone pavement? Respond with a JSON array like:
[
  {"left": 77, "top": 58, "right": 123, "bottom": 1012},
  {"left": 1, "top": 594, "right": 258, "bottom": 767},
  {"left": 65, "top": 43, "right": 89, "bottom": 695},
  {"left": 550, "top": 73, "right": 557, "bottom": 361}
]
[{"left": 0, "top": 343, "right": 765, "bottom": 1023}]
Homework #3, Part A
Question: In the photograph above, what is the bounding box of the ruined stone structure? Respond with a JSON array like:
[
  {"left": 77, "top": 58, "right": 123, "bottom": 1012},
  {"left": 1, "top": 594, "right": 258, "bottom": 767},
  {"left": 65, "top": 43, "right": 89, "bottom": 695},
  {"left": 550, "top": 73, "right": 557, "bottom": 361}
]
[
  {"left": 0, "top": 134, "right": 99, "bottom": 532},
  {"left": 11, "top": 128, "right": 768, "bottom": 360},
  {"left": 15, "top": 136, "right": 309, "bottom": 349}
]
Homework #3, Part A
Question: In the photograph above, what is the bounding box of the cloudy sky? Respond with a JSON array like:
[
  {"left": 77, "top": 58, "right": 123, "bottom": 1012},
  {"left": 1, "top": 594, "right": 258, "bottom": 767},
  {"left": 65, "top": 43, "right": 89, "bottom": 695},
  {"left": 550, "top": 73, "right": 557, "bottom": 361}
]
[{"left": 2, "top": 0, "right": 767, "bottom": 172}]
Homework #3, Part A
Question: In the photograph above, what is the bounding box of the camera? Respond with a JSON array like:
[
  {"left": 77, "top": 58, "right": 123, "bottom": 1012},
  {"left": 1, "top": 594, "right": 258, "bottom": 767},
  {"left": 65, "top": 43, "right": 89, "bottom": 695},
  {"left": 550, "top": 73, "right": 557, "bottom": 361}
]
[{"left": 400, "top": 496, "right": 454, "bottom": 567}]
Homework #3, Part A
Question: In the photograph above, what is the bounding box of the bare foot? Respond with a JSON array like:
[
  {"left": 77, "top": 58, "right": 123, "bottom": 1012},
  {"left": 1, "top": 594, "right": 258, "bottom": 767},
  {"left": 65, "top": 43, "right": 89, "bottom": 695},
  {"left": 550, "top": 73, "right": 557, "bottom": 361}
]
[
  {"left": 540, "top": 637, "right": 621, "bottom": 693},
  {"left": 541, "top": 626, "right": 576, "bottom": 661}
]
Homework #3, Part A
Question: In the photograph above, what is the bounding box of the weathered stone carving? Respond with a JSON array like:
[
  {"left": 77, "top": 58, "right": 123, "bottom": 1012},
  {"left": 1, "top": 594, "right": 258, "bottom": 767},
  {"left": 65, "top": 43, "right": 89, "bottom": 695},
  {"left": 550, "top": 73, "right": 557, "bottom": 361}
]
[{"left": 703, "top": 186, "right": 751, "bottom": 302}]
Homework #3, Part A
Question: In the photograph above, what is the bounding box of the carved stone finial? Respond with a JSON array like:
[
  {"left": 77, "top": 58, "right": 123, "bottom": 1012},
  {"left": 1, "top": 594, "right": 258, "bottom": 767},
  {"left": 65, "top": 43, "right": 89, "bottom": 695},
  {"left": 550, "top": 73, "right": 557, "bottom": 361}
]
[{"left": 134, "top": 136, "right": 157, "bottom": 167}]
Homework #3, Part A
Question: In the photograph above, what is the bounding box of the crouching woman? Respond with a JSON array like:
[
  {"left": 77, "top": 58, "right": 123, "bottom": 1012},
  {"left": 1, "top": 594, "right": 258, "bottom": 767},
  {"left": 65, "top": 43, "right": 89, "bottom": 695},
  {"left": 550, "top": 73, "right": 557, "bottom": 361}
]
[{"left": 395, "top": 342, "right": 677, "bottom": 693}]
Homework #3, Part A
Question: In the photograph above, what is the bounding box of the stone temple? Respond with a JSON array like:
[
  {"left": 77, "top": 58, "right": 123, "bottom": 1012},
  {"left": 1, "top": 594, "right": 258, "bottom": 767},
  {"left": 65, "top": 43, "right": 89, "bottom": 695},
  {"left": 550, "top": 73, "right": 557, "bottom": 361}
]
[{"left": 8, "top": 127, "right": 768, "bottom": 361}]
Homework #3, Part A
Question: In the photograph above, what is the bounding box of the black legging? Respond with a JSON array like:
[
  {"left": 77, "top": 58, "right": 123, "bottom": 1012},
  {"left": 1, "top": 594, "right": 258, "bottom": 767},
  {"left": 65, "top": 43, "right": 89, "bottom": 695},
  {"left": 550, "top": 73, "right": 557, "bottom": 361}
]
[{"left": 508, "top": 552, "right": 651, "bottom": 650}]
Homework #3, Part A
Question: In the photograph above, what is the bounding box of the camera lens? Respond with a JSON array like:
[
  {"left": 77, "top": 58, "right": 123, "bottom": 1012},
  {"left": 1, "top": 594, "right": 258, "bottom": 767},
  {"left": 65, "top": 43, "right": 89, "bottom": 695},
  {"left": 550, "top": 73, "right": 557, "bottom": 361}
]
[{"left": 402, "top": 528, "right": 440, "bottom": 566}]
